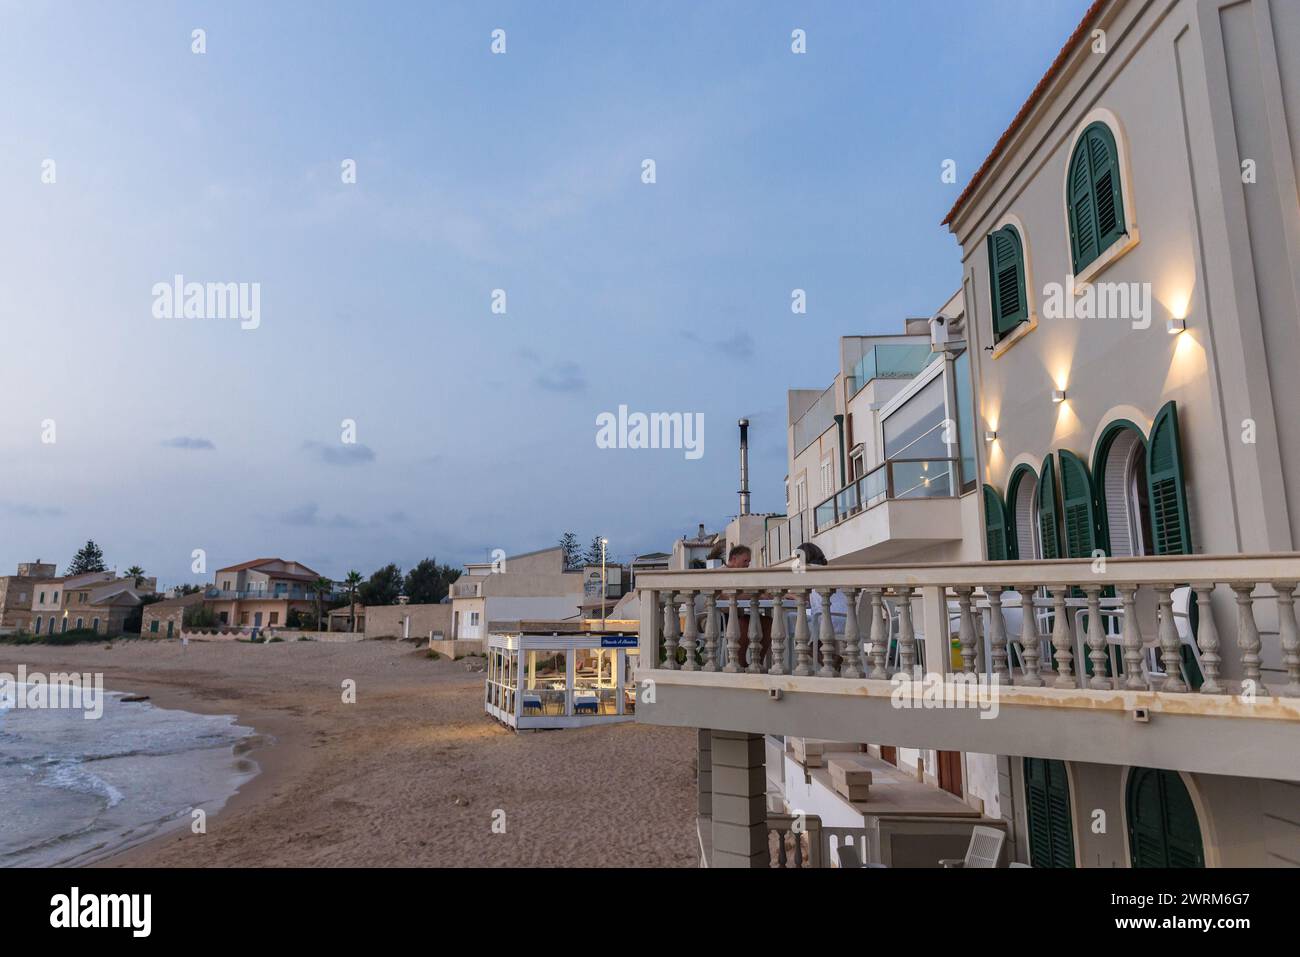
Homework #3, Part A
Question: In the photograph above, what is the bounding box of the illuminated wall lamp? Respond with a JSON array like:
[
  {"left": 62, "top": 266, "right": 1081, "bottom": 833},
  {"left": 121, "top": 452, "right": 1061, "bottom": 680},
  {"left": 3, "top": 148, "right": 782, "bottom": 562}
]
[
  {"left": 1167, "top": 317, "right": 1186, "bottom": 334},
  {"left": 984, "top": 430, "right": 998, "bottom": 442},
  {"left": 1051, "top": 390, "right": 1067, "bottom": 404}
]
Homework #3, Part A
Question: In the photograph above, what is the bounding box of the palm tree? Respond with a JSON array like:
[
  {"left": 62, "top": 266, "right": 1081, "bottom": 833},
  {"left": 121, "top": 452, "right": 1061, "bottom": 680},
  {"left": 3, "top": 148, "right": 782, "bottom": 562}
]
[
  {"left": 344, "top": 571, "right": 363, "bottom": 632},
  {"left": 309, "top": 576, "right": 334, "bottom": 631},
  {"left": 125, "top": 565, "right": 146, "bottom": 588}
]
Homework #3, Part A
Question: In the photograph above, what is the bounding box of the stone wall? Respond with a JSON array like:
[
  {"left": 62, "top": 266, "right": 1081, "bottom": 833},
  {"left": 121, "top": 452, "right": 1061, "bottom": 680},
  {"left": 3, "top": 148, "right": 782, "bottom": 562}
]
[{"left": 364, "top": 603, "right": 453, "bottom": 640}]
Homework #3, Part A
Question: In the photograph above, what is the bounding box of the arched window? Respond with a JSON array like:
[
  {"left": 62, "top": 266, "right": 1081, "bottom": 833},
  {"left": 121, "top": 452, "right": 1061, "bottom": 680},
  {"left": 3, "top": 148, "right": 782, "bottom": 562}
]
[
  {"left": 987, "top": 225, "right": 1028, "bottom": 340},
  {"left": 1127, "top": 768, "right": 1205, "bottom": 867},
  {"left": 1067, "top": 122, "right": 1127, "bottom": 275},
  {"left": 1024, "top": 758, "right": 1075, "bottom": 867},
  {"left": 982, "top": 485, "right": 1010, "bottom": 560}
]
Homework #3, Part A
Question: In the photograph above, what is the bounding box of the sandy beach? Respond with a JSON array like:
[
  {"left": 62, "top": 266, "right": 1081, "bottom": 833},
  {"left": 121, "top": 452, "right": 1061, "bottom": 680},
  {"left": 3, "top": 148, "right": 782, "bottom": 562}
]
[{"left": 1, "top": 639, "right": 698, "bottom": 867}]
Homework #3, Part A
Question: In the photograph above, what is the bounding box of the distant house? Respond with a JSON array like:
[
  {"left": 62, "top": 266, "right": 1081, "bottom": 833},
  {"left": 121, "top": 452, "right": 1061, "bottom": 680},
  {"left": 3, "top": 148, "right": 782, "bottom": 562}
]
[
  {"left": 141, "top": 592, "right": 205, "bottom": 638},
  {"left": 200, "top": 558, "right": 330, "bottom": 630},
  {"left": 29, "top": 570, "right": 156, "bottom": 636},
  {"left": 448, "top": 546, "right": 585, "bottom": 641},
  {"left": 0, "top": 560, "right": 56, "bottom": 633}
]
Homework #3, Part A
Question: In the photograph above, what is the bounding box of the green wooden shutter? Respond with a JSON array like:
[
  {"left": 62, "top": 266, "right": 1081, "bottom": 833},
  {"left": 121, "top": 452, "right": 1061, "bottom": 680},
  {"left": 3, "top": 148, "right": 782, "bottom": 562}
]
[
  {"left": 1146, "top": 401, "right": 1192, "bottom": 555},
  {"left": 1086, "top": 124, "right": 1126, "bottom": 253},
  {"left": 1067, "top": 142, "right": 1098, "bottom": 274},
  {"left": 1037, "top": 454, "right": 1062, "bottom": 559},
  {"left": 987, "top": 226, "right": 1027, "bottom": 339},
  {"left": 1069, "top": 123, "right": 1126, "bottom": 274},
  {"left": 983, "top": 484, "right": 1009, "bottom": 560},
  {"left": 1025, "top": 758, "right": 1076, "bottom": 868},
  {"left": 1058, "top": 450, "right": 1100, "bottom": 558},
  {"left": 1127, "top": 768, "right": 1204, "bottom": 868}
]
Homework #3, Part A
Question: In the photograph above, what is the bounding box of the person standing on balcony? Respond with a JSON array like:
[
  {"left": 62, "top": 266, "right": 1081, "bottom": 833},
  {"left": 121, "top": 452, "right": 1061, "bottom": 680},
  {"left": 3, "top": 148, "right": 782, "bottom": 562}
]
[{"left": 794, "top": 542, "right": 847, "bottom": 667}]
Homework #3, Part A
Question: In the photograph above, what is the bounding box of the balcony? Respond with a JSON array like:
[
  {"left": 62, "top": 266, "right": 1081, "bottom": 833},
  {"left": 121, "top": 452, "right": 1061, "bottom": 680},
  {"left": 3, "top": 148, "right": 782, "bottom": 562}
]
[
  {"left": 634, "top": 554, "right": 1300, "bottom": 783},
  {"left": 846, "top": 342, "right": 934, "bottom": 396},
  {"left": 204, "top": 587, "right": 326, "bottom": 601},
  {"left": 810, "top": 458, "right": 964, "bottom": 561}
]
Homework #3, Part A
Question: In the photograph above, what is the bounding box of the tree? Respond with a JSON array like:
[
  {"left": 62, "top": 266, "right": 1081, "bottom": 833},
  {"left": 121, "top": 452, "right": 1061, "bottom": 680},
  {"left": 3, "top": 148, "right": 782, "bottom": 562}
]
[
  {"left": 559, "top": 532, "right": 582, "bottom": 571},
  {"left": 404, "top": 558, "right": 460, "bottom": 604},
  {"left": 344, "top": 571, "right": 363, "bottom": 632},
  {"left": 177, "top": 584, "right": 202, "bottom": 596},
  {"left": 125, "top": 565, "right": 146, "bottom": 588},
  {"left": 309, "top": 576, "right": 334, "bottom": 631},
  {"left": 359, "top": 564, "right": 403, "bottom": 607},
  {"left": 68, "top": 540, "right": 107, "bottom": 575},
  {"left": 581, "top": 536, "right": 606, "bottom": 568}
]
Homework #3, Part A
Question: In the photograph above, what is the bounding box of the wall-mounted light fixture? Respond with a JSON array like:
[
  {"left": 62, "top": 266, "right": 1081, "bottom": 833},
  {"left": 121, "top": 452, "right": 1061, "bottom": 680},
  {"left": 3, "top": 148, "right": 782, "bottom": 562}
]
[
  {"left": 1052, "top": 390, "right": 1067, "bottom": 404},
  {"left": 984, "top": 430, "right": 998, "bottom": 442},
  {"left": 1166, "top": 317, "right": 1186, "bottom": 334}
]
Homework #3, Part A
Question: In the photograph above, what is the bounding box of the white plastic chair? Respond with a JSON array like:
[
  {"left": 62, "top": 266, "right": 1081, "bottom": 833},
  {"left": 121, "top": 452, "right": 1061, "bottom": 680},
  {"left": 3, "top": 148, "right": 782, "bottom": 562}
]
[{"left": 939, "top": 825, "right": 1005, "bottom": 868}]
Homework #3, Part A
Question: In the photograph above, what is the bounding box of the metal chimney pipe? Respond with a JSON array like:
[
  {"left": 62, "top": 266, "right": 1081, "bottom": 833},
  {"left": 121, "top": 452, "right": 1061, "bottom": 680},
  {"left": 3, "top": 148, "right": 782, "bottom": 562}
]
[{"left": 738, "top": 418, "right": 751, "bottom": 516}]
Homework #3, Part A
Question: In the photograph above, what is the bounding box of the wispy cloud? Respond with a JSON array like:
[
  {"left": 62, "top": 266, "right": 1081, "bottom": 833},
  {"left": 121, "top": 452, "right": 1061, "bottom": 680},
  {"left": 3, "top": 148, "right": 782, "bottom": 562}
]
[
  {"left": 302, "top": 441, "right": 376, "bottom": 465},
  {"left": 280, "top": 503, "right": 362, "bottom": 529},
  {"left": 682, "top": 329, "right": 755, "bottom": 359},
  {"left": 161, "top": 436, "right": 216, "bottom": 450},
  {"left": 2, "top": 501, "right": 63, "bottom": 518},
  {"left": 536, "top": 361, "right": 586, "bottom": 393}
]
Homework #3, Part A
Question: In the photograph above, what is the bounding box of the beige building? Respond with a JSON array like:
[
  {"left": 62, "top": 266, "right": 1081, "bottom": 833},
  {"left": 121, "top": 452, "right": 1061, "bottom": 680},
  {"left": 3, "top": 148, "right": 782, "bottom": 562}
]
[
  {"left": 636, "top": 0, "right": 1300, "bottom": 868},
  {"left": 448, "top": 546, "right": 585, "bottom": 640},
  {"left": 0, "top": 560, "right": 55, "bottom": 633},
  {"left": 364, "top": 602, "right": 453, "bottom": 640},
  {"left": 140, "top": 592, "right": 205, "bottom": 638},
  {"left": 28, "top": 570, "right": 156, "bottom": 637},
  {"left": 204, "top": 558, "right": 328, "bottom": 630}
]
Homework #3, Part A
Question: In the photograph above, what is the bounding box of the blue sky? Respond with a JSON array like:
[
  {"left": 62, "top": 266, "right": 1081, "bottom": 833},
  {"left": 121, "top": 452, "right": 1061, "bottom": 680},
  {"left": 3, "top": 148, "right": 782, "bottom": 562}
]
[{"left": 0, "top": 0, "right": 1089, "bottom": 584}]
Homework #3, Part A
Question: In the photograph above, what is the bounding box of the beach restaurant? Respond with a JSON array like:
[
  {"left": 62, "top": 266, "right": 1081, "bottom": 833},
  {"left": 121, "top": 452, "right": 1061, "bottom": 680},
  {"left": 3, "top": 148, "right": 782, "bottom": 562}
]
[{"left": 484, "top": 619, "right": 639, "bottom": 730}]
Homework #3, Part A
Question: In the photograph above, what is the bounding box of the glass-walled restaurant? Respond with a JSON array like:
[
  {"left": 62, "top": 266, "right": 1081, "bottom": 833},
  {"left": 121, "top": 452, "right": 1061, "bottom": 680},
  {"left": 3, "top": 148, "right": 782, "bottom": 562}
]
[{"left": 485, "top": 624, "right": 639, "bottom": 730}]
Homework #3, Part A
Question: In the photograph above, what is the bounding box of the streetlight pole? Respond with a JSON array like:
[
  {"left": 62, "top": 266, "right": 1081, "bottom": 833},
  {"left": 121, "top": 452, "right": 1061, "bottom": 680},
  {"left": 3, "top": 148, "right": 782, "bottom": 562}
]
[{"left": 600, "top": 538, "right": 609, "bottom": 628}]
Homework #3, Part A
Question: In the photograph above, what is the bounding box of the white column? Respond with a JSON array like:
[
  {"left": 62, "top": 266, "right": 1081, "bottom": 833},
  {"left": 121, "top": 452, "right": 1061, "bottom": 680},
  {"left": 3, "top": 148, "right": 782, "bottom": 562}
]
[
  {"left": 615, "top": 648, "right": 625, "bottom": 715},
  {"left": 566, "top": 648, "right": 575, "bottom": 716}
]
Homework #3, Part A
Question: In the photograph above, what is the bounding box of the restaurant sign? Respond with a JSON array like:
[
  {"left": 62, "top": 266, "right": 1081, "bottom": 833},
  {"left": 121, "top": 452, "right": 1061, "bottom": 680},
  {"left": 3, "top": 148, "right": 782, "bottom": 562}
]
[{"left": 600, "top": 635, "right": 638, "bottom": 648}]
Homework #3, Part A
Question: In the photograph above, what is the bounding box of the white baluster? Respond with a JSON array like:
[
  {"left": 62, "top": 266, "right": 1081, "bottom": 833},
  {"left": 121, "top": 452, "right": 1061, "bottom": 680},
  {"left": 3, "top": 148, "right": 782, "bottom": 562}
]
[
  {"left": 722, "top": 589, "right": 742, "bottom": 674},
  {"left": 702, "top": 591, "right": 719, "bottom": 672},
  {"left": 1119, "top": 585, "right": 1146, "bottom": 690},
  {"left": 1192, "top": 583, "right": 1223, "bottom": 694},
  {"left": 841, "top": 588, "right": 863, "bottom": 679},
  {"left": 817, "top": 587, "right": 838, "bottom": 678},
  {"left": 1050, "top": 587, "right": 1076, "bottom": 689},
  {"left": 987, "top": 586, "right": 1009, "bottom": 682},
  {"left": 746, "top": 593, "right": 764, "bottom": 674},
  {"left": 1084, "top": 585, "right": 1111, "bottom": 690},
  {"left": 1154, "top": 584, "right": 1186, "bottom": 692},
  {"left": 680, "top": 589, "right": 699, "bottom": 672},
  {"left": 769, "top": 593, "right": 788, "bottom": 676},
  {"left": 868, "top": 589, "right": 888, "bottom": 679},
  {"left": 661, "top": 591, "right": 679, "bottom": 671},
  {"left": 792, "top": 589, "right": 813, "bottom": 677},
  {"left": 955, "top": 586, "right": 977, "bottom": 675},
  {"left": 1018, "top": 586, "right": 1044, "bottom": 687},
  {"left": 896, "top": 587, "right": 917, "bottom": 676},
  {"left": 1232, "top": 583, "right": 1268, "bottom": 698}
]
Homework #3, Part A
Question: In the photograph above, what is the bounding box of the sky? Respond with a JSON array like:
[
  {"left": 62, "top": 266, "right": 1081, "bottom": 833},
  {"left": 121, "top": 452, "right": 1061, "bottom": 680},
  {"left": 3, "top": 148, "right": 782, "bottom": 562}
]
[{"left": 0, "top": 0, "right": 1091, "bottom": 585}]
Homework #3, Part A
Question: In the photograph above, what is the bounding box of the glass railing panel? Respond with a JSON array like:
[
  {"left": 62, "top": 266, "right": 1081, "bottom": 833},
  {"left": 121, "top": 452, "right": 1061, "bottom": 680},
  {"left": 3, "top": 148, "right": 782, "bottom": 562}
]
[
  {"left": 889, "top": 459, "right": 957, "bottom": 499},
  {"left": 814, "top": 499, "right": 837, "bottom": 533}
]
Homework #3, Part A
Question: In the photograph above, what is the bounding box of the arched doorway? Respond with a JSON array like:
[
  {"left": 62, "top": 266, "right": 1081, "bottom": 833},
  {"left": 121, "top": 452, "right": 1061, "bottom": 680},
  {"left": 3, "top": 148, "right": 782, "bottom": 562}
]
[
  {"left": 1093, "top": 421, "right": 1152, "bottom": 557},
  {"left": 1126, "top": 768, "right": 1205, "bottom": 867},
  {"left": 1006, "top": 465, "right": 1041, "bottom": 560},
  {"left": 1023, "top": 758, "right": 1075, "bottom": 867}
]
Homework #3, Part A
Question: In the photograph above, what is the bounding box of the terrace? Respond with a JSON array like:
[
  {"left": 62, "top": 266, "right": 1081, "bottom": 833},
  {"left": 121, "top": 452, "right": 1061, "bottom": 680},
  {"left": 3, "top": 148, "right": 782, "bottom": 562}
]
[{"left": 634, "top": 554, "right": 1300, "bottom": 784}]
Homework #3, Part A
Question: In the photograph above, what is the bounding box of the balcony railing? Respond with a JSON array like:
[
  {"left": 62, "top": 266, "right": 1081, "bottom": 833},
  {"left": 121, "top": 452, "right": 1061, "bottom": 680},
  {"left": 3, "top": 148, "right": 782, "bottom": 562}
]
[
  {"left": 204, "top": 587, "right": 327, "bottom": 601},
  {"left": 634, "top": 555, "right": 1300, "bottom": 780},
  {"left": 813, "top": 457, "right": 959, "bottom": 533}
]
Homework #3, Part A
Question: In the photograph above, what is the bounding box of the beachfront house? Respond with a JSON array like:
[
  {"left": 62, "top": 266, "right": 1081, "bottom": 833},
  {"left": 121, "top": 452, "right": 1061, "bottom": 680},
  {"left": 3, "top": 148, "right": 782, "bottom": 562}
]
[
  {"left": 204, "top": 558, "right": 328, "bottom": 630},
  {"left": 635, "top": 0, "right": 1300, "bottom": 867},
  {"left": 27, "top": 570, "right": 156, "bottom": 637},
  {"left": 0, "top": 560, "right": 56, "bottom": 634}
]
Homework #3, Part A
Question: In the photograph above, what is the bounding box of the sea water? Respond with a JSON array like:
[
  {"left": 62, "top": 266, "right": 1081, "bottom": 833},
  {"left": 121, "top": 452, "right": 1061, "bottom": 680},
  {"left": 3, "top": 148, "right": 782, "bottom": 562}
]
[{"left": 0, "top": 686, "right": 256, "bottom": 866}]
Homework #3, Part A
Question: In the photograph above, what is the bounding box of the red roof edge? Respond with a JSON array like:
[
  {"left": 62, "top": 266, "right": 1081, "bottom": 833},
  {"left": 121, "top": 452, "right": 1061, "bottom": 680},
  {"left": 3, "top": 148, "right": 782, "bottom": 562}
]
[{"left": 941, "top": 0, "right": 1110, "bottom": 228}]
